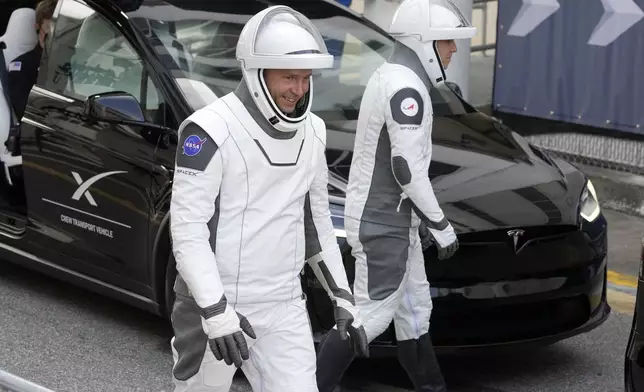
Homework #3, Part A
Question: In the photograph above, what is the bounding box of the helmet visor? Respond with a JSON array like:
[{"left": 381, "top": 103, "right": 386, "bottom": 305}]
[
  {"left": 243, "top": 6, "right": 333, "bottom": 70},
  {"left": 390, "top": 0, "right": 476, "bottom": 41},
  {"left": 426, "top": 0, "right": 476, "bottom": 40}
]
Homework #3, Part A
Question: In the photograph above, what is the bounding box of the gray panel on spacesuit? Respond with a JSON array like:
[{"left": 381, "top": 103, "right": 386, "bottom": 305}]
[
  {"left": 391, "top": 156, "right": 412, "bottom": 185},
  {"left": 174, "top": 273, "right": 190, "bottom": 296},
  {"left": 412, "top": 205, "right": 449, "bottom": 231},
  {"left": 173, "top": 275, "right": 228, "bottom": 319},
  {"left": 389, "top": 88, "right": 423, "bottom": 126},
  {"left": 360, "top": 125, "right": 412, "bottom": 228},
  {"left": 176, "top": 122, "right": 219, "bottom": 172},
  {"left": 388, "top": 41, "right": 433, "bottom": 95},
  {"left": 253, "top": 139, "right": 305, "bottom": 167},
  {"left": 358, "top": 125, "right": 414, "bottom": 299},
  {"left": 304, "top": 192, "right": 355, "bottom": 304},
  {"left": 234, "top": 80, "right": 297, "bottom": 140},
  {"left": 171, "top": 292, "right": 209, "bottom": 381},
  {"left": 359, "top": 220, "right": 409, "bottom": 300},
  {"left": 200, "top": 294, "right": 228, "bottom": 319},
  {"left": 208, "top": 195, "right": 220, "bottom": 253},
  {"left": 303, "top": 192, "right": 322, "bottom": 259},
  {"left": 316, "top": 260, "right": 355, "bottom": 304}
]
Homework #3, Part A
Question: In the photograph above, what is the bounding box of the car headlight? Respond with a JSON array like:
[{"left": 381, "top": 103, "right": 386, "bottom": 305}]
[{"left": 580, "top": 179, "right": 601, "bottom": 222}]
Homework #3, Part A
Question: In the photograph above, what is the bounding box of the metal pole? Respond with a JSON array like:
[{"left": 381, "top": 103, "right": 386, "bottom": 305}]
[
  {"left": 0, "top": 369, "right": 55, "bottom": 392},
  {"left": 482, "top": 1, "right": 488, "bottom": 56},
  {"left": 445, "top": 0, "right": 474, "bottom": 101}
]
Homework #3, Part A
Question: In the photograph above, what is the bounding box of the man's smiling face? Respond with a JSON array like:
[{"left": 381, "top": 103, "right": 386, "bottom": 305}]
[{"left": 263, "top": 69, "right": 312, "bottom": 114}]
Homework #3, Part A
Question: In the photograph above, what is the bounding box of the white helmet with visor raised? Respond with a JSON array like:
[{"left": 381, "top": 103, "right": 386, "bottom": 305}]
[
  {"left": 388, "top": 0, "right": 477, "bottom": 87},
  {"left": 236, "top": 6, "right": 334, "bottom": 132}
]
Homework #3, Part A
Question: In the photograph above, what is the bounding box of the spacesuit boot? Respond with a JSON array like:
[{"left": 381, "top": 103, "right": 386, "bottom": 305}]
[
  {"left": 316, "top": 328, "right": 357, "bottom": 392},
  {"left": 397, "top": 333, "right": 447, "bottom": 392}
]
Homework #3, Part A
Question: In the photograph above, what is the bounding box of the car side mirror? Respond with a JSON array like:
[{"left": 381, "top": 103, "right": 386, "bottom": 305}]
[{"left": 85, "top": 91, "right": 146, "bottom": 124}]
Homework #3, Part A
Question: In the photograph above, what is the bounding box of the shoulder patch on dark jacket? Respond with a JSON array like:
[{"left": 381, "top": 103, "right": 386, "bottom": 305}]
[
  {"left": 176, "top": 122, "right": 219, "bottom": 171},
  {"left": 390, "top": 87, "right": 423, "bottom": 126}
]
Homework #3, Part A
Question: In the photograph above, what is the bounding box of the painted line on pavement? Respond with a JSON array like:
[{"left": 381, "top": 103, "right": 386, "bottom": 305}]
[
  {"left": 607, "top": 270, "right": 638, "bottom": 314},
  {"left": 608, "top": 270, "right": 638, "bottom": 289}
]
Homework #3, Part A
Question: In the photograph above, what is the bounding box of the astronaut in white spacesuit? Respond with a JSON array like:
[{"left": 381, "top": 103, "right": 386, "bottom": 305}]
[
  {"left": 168, "top": 6, "right": 369, "bottom": 392},
  {"left": 316, "top": 1, "right": 476, "bottom": 391}
]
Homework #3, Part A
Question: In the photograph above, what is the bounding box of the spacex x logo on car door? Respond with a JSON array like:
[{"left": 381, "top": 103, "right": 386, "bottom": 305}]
[
  {"left": 70, "top": 171, "right": 127, "bottom": 207},
  {"left": 41, "top": 170, "right": 132, "bottom": 238}
]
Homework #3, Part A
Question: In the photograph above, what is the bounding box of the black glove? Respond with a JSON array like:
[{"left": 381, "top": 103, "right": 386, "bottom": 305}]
[
  {"left": 419, "top": 222, "right": 459, "bottom": 260},
  {"left": 334, "top": 305, "right": 370, "bottom": 358},
  {"left": 201, "top": 305, "right": 257, "bottom": 368},
  {"left": 418, "top": 222, "right": 433, "bottom": 251},
  {"left": 436, "top": 237, "right": 459, "bottom": 260}
]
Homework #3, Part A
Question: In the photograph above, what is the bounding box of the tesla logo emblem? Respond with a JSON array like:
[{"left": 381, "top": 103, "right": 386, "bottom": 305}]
[
  {"left": 71, "top": 171, "right": 127, "bottom": 207},
  {"left": 507, "top": 229, "right": 525, "bottom": 254}
]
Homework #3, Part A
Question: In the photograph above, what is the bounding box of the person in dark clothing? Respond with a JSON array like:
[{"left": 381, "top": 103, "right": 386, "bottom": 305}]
[
  {"left": 7, "top": 43, "right": 41, "bottom": 121},
  {"left": 6, "top": 0, "right": 56, "bottom": 120}
]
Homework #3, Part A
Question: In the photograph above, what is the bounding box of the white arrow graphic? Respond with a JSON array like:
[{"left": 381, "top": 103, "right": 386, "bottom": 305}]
[
  {"left": 588, "top": 0, "right": 644, "bottom": 46},
  {"left": 507, "top": 0, "right": 561, "bottom": 37}
]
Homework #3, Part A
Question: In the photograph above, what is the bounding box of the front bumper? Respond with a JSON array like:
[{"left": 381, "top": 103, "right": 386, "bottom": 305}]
[
  {"left": 310, "top": 212, "right": 610, "bottom": 356},
  {"left": 311, "top": 259, "right": 610, "bottom": 357},
  {"left": 362, "top": 255, "right": 610, "bottom": 357}
]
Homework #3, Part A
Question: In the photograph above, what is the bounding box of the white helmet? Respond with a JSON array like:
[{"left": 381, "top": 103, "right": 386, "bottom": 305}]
[
  {"left": 236, "top": 6, "right": 334, "bottom": 132},
  {"left": 389, "top": 0, "right": 476, "bottom": 87}
]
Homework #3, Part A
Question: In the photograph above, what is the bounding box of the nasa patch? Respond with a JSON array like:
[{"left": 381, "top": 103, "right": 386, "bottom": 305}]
[
  {"left": 176, "top": 123, "right": 219, "bottom": 172},
  {"left": 182, "top": 135, "right": 207, "bottom": 157},
  {"left": 390, "top": 88, "right": 423, "bottom": 126}
]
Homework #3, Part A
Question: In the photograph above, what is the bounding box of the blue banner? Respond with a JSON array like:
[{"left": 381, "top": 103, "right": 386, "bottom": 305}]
[{"left": 493, "top": 0, "right": 644, "bottom": 135}]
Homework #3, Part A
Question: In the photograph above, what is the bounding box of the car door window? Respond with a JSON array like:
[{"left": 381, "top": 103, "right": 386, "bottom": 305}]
[{"left": 44, "top": 0, "right": 166, "bottom": 126}]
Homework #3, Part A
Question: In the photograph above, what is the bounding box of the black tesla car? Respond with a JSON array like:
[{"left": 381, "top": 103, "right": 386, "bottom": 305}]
[{"left": 0, "top": 0, "right": 610, "bottom": 355}]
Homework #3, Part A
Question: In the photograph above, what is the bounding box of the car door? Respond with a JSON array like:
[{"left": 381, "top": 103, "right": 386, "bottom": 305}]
[{"left": 20, "top": 0, "right": 171, "bottom": 294}]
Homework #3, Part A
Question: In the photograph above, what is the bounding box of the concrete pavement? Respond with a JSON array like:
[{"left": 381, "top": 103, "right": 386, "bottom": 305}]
[{"left": 0, "top": 255, "right": 635, "bottom": 392}]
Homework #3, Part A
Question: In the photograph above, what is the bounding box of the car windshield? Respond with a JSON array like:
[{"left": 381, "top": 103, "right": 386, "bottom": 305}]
[{"left": 125, "top": 1, "right": 471, "bottom": 127}]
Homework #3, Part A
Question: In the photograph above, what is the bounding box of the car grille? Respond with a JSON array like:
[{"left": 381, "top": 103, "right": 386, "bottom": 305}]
[
  {"left": 456, "top": 224, "right": 579, "bottom": 246},
  {"left": 425, "top": 225, "right": 591, "bottom": 282},
  {"left": 371, "top": 294, "right": 591, "bottom": 347}
]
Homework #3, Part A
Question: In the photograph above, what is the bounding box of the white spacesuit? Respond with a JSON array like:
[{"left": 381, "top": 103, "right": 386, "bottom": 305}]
[
  {"left": 0, "top": 8, "right": 38, "bottom": 183},
  {"left": 169, "top": 6, "right": 368, "bottom": 392},
  {"left": 316, "top": 1, "right": 476, "bottom": 391}
]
